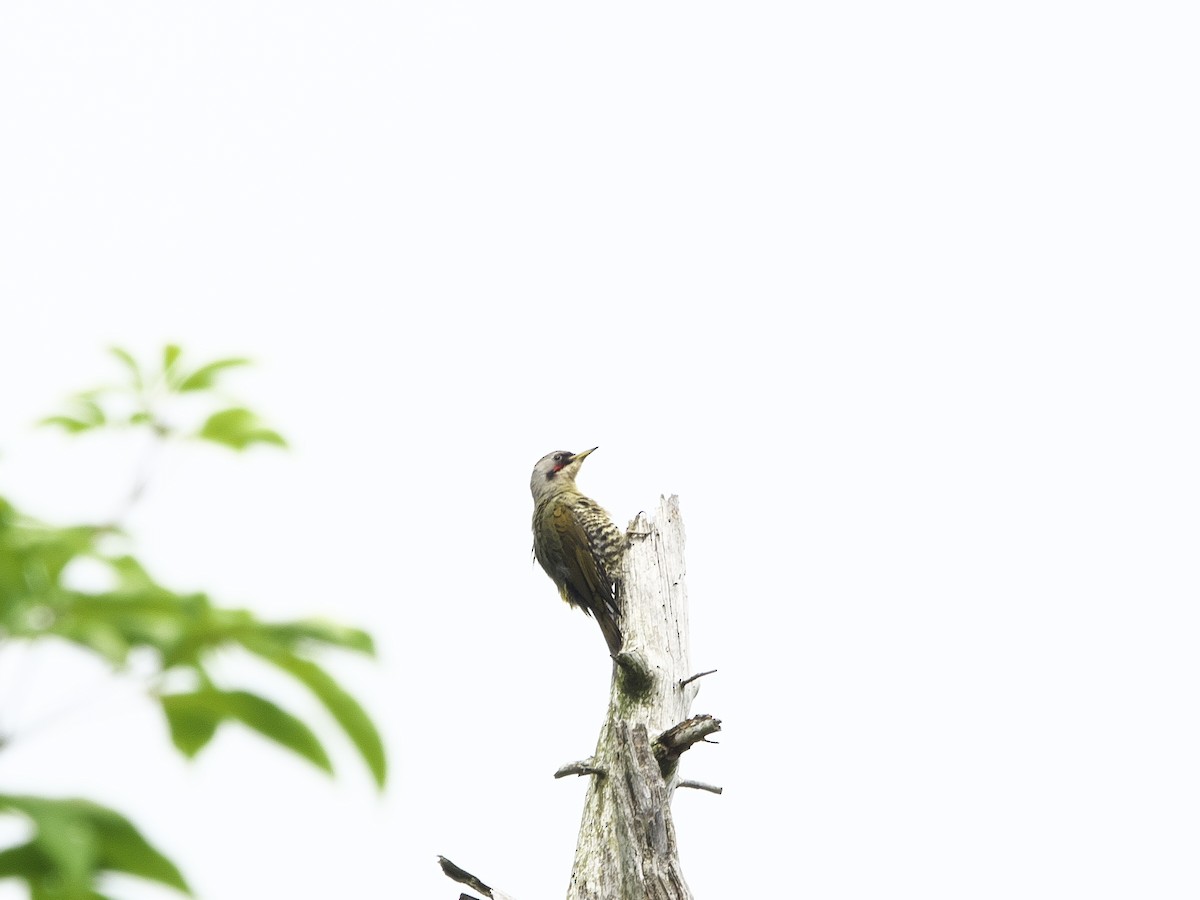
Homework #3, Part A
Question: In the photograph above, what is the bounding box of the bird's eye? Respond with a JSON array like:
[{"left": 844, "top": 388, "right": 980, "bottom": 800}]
[{"left": 553, "top": 453, "right": 565, "bottom": 462}]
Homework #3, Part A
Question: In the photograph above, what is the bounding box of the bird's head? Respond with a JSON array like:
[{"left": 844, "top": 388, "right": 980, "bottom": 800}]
[{"left": 530, "top": 447, "right": 596, "bottom": 502}]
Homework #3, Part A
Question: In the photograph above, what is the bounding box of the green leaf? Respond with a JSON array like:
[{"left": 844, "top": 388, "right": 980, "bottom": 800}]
[
  {"left": 88, "top": 804, "right": 190, "bottom": 893},
  {"left": 0, "top": 796, "right": 189, "bottom": 896},
  {"left": 156, "top": 602, "right": 252, "bottom": 668},
  {"left": 0, "top": 842, "right": 49, "bottom": 879},
  {"left": 159, "top": 690, "right": 331, "bottom": 774},
  {"left": 162, "top": 344, "right": 182, "bottom": 374},
  {"left": 106, "top": 555, "right": 156, "bottom": 593},
  {"left": 160, "top": 693, "right": 222, "bottom": 758},
  {"left": 255, "top": 651, "right": 387, "bottom": 788},
  {"left": 38, "top": 416, "right": 95, "bottom": 434},
  {"left": 221, "top": 690, "right": 332, "bottom": 774},
  {"left": 107, "top": 347, "right": 142, "bottom": 389},
  {"left": 176, "top": 358, "right": 251, "bottom": 393},
  {"left": 0, "top": 799, "right": 95, "bottom": 892},
  {"left": 197, "top": 408, "right": 286, "bottom": 451},
  {"left": 74, "top": 398, "right": 105, "bottom": 424},
  {"left": 40, "top": 398, "right": 106, "bottom": 434},
  {"left": 254, "top": 619, "right": 376, "bottom": 656},
  {"left": 47, "top": 589, "right": 204, "bottom": 663},
  {"left": 2, "top": 522, "right": 99, "bottom": 594}
]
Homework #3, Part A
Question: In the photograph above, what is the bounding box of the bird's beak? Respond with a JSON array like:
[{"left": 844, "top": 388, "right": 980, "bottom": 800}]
[{"left": 570, "top": 447, "right": 598, "bottom": 463}]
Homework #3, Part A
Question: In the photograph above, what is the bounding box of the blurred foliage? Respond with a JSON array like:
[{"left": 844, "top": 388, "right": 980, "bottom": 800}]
[
  {"left": 0, "top": 795, "right": 189, "bottom": 899},
  {"left": 41, "top": 345, "right": 285, "bottom": 450},
  {"left": 0, "top": 347, "right": 386, "bottom": 899}
]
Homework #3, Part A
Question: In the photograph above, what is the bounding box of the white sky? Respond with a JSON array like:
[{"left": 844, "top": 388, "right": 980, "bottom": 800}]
[{"left": 1, "top": 2, "right": 1198, "bottom": 898}]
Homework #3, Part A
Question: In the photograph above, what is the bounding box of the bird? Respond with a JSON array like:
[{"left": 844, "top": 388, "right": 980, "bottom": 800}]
[{"left": 530, "top": 448, "right": 624, "bottom": 655}]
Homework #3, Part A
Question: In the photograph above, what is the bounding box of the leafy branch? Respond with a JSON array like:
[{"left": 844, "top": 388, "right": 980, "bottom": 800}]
[
  {"left": 0, "top": 795, "right": 190, "bottom": 899},
  {"left": 41, "top": 345, "right": 281, "bottom": 451},
  {"left": 0, "top": 346, "right": 386, "bottom": 898}
]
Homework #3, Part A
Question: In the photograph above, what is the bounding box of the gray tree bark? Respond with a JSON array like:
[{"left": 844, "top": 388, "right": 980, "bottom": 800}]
[{"left": 562, "top": 495, "right": 718, "bottom": 900}]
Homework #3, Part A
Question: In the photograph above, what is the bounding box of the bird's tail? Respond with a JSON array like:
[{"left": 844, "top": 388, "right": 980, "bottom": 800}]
[
  {"left": 596, "top": 608, "right": 623, "bottom": 657},
  {"left": 595, "top": 586, "right": 623, "bottom": 656}
]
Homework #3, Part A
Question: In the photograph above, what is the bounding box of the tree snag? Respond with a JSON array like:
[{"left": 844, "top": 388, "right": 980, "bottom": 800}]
[
  {"left": 438, "top": 496, "right": 718, "bottom": 899},
  {"left": 564, "top": 495, "right": 718, "bottom": 900}
]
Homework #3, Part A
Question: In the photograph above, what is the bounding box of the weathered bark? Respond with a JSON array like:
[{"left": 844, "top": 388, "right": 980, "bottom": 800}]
[{"left": 563, "top": 495, "right": 716, "bottom": 900}]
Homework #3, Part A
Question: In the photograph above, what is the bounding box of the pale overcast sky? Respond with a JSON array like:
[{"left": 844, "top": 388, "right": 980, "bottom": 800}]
[{"left": 1, "top": 2, "right": 1197, "bottom": 898}]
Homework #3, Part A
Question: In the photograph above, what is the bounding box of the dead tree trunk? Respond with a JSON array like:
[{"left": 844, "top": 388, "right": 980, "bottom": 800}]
[
  {"left": 560, "top": 495, "right": 719, "bottom": 900},
  {"left": 438, "top": 496, "right": 719, "bottom": 900}
]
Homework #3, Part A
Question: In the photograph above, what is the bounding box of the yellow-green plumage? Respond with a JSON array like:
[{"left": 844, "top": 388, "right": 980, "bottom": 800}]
[{"left": 530, "top": 448, "right": 623, "bottom": 655}]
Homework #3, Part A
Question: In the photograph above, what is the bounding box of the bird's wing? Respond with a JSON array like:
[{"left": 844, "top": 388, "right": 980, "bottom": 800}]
[{"left": 549, "top": 502, "right": 611, "bottom": 613}]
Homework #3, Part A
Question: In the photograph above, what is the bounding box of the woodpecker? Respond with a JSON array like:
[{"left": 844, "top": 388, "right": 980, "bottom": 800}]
[{"left": 530, "top": 448, "right": 624, "bottom": 655}]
